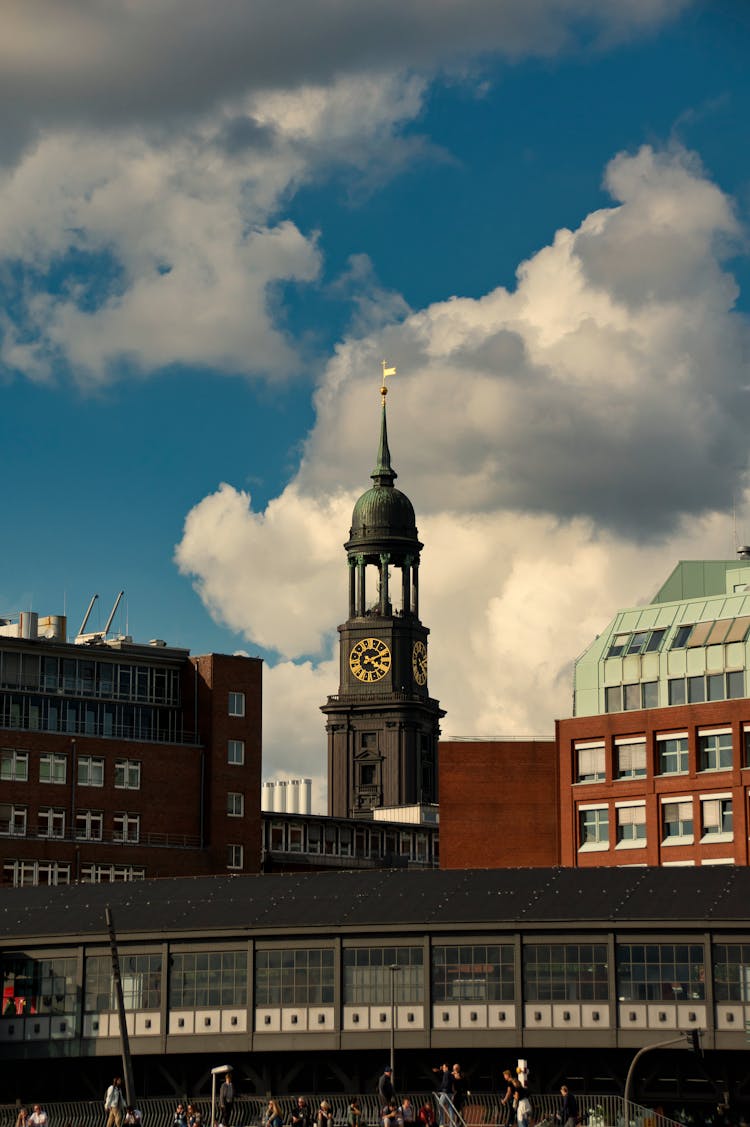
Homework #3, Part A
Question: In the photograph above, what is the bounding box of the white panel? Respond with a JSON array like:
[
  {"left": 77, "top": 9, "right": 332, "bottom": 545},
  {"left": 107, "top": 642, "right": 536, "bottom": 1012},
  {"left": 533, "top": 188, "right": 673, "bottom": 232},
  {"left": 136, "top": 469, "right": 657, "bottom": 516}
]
[
  {"left": 715, "top": 1004, "right": 744, "bottom": 1030},
  {"left": 648, "top": 1004, "right": 677, "bottom": 1028},
  {"left": 488, "top": 1006, "right": 516, "bottom": 1029},
  {"left": 371, "top": 1006, "right": 392, "bottom": 1029},
  {"left": 134, "top": 1012, "right": 160, "bottom": 1036},
  {"left": 581, "top": 1004, "right": 609, "bottom": 1029},
  {"left": 281, "top": 1008, "right": 308, "bottom": 1032},
  {"left": 256, "top": 1008, "right": 281, "bottom": 1032},
  {"left": 619, "top": 1003, "right": 647, "bottom": 1029},
  {"left": 0, "top": 1019, "right": 22, "bottom": 1041},
  {"left": 308, "top": 1007, "right": 335, "bottom": 1031},
  {"left": 221, "top": 1009, "right": 247, "bottom": 1033},
  {"left": 460, "top": 1004, "right": 487, "bottom": 1028},
  {"left": 49, "top": 1015, "right": 76, "bottom": 1040},
  {"left": 524, "top": 1004, "right": 552, "bottom": 1028},
  {"left": 432, "top": 1004, "right": 459, "bottom": 1029},
  {"left": 398, "top": 1004, "right": 423, "bottom": 1030},
  {"left": 193, "top": 1010, "right": 220, "bottom": 1034},
  {"left": 553, "top": 1004, "right": 581, "bottom": 1028},
  {"left": 677, "top": 1004, "right": 706, "bottom": 1027},
  {"left": 169, "top": 1011, "right": 195, "bottom": 1035},
  {"left": 25, "top": 1017, "right": 50, "bottom": 1041},
  {"left": 343, "top": 1006, "right": 370, "bottom": 1031},
  {"left": 83, "top": 1014, "right": 107, "bottom": 1038}
]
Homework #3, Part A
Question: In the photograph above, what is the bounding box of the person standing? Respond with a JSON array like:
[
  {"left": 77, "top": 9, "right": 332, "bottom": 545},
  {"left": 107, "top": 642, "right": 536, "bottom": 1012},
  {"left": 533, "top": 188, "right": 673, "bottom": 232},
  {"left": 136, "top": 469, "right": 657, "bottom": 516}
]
[
  {"left": 378, "top": 1068, "right": 396, "bottom": 1108},
  {"left": 104, "top": 1080, "right": 124, "bottom": 1127},
  {"left": 451, "top": 1065, "right": 468, "bottom": 1125},
  {"left": 29, "top": 1108, "right": 47, "bottom": 1127},
  {"left": 219, "top": 1072, "right": 235, "bottom": 1127},
  {"left": 516, "top": 1089, "right": 532, "bottom": 1127},
  {"left": 560, "top": 1087, "right": 578, "bottom": 1127},
  {"left": 433, "top": 1064, "right": 452, "bottom": 1127}
]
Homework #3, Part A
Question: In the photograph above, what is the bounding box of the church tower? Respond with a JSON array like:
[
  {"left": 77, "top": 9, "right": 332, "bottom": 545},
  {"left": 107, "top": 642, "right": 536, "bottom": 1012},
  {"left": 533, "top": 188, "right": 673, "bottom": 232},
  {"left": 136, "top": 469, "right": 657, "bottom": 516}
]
[{"left": 322, "top": 368, "right": 444, "bottom": 817}]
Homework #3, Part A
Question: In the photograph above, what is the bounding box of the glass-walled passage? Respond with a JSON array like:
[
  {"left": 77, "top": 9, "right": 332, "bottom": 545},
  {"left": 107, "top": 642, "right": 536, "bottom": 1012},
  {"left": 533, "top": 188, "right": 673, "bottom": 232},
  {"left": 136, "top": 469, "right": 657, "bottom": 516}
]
[{"left": 3, "top": 935, "right": 750, "bottom": 1047}]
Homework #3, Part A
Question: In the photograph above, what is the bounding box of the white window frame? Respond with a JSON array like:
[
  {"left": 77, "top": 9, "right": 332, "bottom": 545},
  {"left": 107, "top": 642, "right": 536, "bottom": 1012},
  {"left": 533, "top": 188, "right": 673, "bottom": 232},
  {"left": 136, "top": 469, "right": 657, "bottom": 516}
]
[
  {"left": 661, "top": 797, "right": 694, "bottom": 844},
  {"left": 38, "top": 807, "right": 66, "bottom": 839},
  {"left": 574, "top": 742, "right": 605, "bottom": 784},
  {"left": 656, "top": 733, "right": 689, "bottom": 776},
  {"left": 615, "top": 802, "right": 646, "bottom": 849},
  {"left": 78, "top": 756, "right": 105, "bottom": 787},
  {"left": 227, "top": 792, "right": 244, "bottom": 817},
  {"left": 114, "top": 759, "right": 141, "bottom": 790},
  {"left": 615, "top": 738, "right": 647, "bottom": 779},
  {"left": 0, "top": 749, "right": 28, "bottom": 782},
  {"left": 228, "top": 739, "right": 245, "bottom": 765},
  {"left": 698, "top": 730, "right": 733, "bottom": 772},
  {"left": 227, "top": 844, "right": 243, "bottom": 870},
  {"left": 75, "top": 810, "right": 103, "bottom": 841},
  {"left": 113, "top": 812, "right": 140, "bottom": 843},
  {"left": 578, "top": 805, "right": 609, "bottom": 852},
  {"left": 40, "top": 752, "right": 67, "bottom": 784},
  {"left": 228, "top": 691, "right": 245, "bottom": 717},
  {"left": 0, "top": 805, "right": 27, "bottom": 836},
  {"left": 700, "top": 793, "right": 733, "bottom": 841}
]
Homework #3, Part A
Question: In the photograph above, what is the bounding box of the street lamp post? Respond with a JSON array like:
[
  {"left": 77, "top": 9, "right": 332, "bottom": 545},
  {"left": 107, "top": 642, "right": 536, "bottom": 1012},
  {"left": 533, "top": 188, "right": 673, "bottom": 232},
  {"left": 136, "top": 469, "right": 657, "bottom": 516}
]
[{"left": 389, "top": 964, "right": 401, "bottom": 1084}]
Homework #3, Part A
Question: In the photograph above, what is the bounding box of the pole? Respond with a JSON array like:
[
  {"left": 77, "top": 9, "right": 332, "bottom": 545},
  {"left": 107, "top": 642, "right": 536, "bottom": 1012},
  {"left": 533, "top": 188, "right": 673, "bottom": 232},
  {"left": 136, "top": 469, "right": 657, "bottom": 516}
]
[
  {"left": 624, "top": 1034, "right": 690, "bottom": 1125},
  {"left": 105, "top": 906, "right": 136, "bottom": 1108},
  {"left": 389, "top": 964, "right": 400, "bottom": 1085}
]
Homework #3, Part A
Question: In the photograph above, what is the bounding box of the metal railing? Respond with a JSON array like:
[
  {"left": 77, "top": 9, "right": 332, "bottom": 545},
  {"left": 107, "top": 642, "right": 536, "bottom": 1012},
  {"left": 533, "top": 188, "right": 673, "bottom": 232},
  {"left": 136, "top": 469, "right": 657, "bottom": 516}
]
[{"left": 0, "top": 1092, "right": 686, "bottom": 1127}]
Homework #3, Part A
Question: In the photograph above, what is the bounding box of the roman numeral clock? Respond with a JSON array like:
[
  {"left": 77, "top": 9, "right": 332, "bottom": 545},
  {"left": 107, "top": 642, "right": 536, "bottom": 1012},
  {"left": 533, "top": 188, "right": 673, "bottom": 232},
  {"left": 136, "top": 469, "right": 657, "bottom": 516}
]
[{"left": 321, "top": 365, "right": 444, "bottom": 817}]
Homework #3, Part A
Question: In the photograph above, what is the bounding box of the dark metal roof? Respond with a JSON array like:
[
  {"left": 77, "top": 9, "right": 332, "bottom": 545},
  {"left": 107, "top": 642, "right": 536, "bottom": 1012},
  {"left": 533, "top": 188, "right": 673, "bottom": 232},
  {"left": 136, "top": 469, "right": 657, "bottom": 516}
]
[{"left": 1, "top": 867, "right": 749, "bottom": 944}]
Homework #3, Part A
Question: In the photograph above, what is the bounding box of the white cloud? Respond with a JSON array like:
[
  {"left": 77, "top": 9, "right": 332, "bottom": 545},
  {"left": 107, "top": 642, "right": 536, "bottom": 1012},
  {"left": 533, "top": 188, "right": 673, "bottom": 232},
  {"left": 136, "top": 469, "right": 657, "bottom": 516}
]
[{"left": 175, "top": 144, "right": 750, "bottom": 797}]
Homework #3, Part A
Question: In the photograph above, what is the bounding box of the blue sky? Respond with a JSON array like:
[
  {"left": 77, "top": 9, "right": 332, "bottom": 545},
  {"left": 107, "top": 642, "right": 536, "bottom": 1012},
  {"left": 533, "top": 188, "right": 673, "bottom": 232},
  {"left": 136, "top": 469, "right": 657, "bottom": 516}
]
[{"left": 2, "top": 1, "right": 749, "bottom": 804}]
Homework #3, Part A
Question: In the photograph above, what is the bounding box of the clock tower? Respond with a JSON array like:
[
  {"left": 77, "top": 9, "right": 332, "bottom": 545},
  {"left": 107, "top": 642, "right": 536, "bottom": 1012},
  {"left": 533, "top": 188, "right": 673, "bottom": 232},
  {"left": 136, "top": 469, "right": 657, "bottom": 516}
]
[{"left": 322, "top": 371, "right": 444, "bottom": 817}]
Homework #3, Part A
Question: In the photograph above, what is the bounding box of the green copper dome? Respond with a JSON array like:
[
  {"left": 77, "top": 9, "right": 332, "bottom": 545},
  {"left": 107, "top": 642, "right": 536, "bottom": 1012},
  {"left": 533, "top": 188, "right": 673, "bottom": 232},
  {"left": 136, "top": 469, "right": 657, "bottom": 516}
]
[{"left": 346, "top": 400, "right": 420, "bottom": 551}]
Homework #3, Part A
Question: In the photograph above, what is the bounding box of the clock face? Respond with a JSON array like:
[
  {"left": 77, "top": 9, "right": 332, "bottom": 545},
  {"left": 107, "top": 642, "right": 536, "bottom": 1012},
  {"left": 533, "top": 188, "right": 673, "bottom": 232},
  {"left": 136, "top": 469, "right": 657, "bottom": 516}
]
[
  {"left": 412, "top": 640, "right": 427, "bottom": 686},
  {"left": 349, "top": 637, "right": 391, "bottom": 683}
]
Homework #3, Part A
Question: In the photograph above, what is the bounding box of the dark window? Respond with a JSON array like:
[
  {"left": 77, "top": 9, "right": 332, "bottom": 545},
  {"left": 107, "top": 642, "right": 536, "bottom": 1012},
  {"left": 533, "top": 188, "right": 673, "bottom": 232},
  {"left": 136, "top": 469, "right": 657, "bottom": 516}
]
[
  {"left": 524, "top": 943, "right": 608, "bottom": 1001},
  {"left": 671, "top": 625, "right": 693, "bottom": 649},
  {"left": 343, "top": 946, "right": 423, "bottom": 1005},
  {"left": 432, "top": 944, "right": 514, "bottom": 1003},
  {"left": 641, "top": 682, "right": 658, "bottom": 709},
  {"left": 727, "top": 671, "right": 744, "bottom": 698},
  {"left": 617, "top": 944, "right": 705, "bottom": 1001},
  {"left": 256, "top": 948, "right": 334, "bottom": 1007},
  {"left": 605, "top": 686, "right": 622, "bottom": 713},
  {"left": 645, "top": 628, "right": 667, "bottom": 652},
  {"left": 668, "top": 678, "right": 686, "bottom": 706},
  {"left": 687, "top": 676, "right": 705, "bottom": 703},
  {"left": 623, "top": 684, "right": 640, "bottom": 711}
]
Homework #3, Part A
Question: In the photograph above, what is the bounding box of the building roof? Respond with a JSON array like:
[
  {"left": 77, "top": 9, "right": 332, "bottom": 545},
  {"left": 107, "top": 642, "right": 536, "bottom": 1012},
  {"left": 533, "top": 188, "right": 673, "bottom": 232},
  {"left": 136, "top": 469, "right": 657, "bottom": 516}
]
[
  {"left": 1, "top": 866, "right": 749, "bottom": 943},
  {"left": 347, "top": 402, "right": 420, "bottom": 557}
]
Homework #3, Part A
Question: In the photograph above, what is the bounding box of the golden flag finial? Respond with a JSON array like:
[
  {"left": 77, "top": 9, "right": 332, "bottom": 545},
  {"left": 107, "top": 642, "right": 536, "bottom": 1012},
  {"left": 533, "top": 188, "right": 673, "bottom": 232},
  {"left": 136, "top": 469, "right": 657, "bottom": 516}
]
[{"left": 381, "top": 360, "right": 396, "bottom": 403}]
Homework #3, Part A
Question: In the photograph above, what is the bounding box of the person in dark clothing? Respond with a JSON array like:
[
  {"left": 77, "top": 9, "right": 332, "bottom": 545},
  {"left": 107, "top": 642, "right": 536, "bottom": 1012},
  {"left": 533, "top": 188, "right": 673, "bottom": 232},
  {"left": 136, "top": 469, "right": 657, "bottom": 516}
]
[
  {"left": 378, "top": 1068, "right": 396, "bottom": 1108},
  {"left": 219, "top": 1073, "right": 235, "bottom": 1127},
  {"left": 559, "top": 1087, "right": 578, "bottom": 1127},
  {"left": 434, "top": 1064, "right": 452, "bottom": 1127},
  {"left": 290, "top": 1101, "right": 312, "bottom": 1127},
  {"left": 451, "top": 1065, "right": 468, "bottom": 1123}
]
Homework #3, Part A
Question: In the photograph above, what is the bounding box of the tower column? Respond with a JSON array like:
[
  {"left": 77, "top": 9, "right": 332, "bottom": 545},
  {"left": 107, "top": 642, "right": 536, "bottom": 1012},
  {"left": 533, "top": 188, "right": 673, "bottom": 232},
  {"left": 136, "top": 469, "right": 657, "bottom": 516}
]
[
  {"left": 402, "top": 556, "right": 411, "bottom": 616},
  {"left": 379, "top": 553, "right": 390, "bottom": 616},
  {"left": 348, "top": 557, "right": 357, "bottom": 618},
  {"left": 412, "top": 559, "right": 420, "bottom": 619},
  {"left": 357, "top": 555, "right": 366, "bottom": 616}
]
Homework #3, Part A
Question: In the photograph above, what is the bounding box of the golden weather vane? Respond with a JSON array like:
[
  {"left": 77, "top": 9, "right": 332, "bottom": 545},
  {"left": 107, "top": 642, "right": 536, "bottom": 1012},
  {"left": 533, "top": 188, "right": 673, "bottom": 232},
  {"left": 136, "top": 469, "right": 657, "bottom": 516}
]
[{"left": 380, "top": 360, "right": 396, "bottom": 403}]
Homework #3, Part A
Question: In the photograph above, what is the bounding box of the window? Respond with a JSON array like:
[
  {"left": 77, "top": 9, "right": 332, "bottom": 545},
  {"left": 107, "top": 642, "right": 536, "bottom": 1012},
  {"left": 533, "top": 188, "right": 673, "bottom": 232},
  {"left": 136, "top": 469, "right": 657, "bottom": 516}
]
[
  {"left": 616, "top": 741, "right": 646, "bottom": 779},
  {"left": 579, "top": 807, "right": 608, "bottom": 850},
  {"left": 3, "top": 861, "right": 70, "bottom": 888},
  {"left": 617, "top": 943, "right": 705, "bottom": 1001},
  {"left": 727, "top": 670, "right": 745, "bottom": 699},
  {"left": 432, "top": 944, "right": 514, "bottom": 1002},
  {"left": 38, "top": 808, "right": 65, "bottom": 838},
  {"left": 361, "top": 732, "right": 377, "bottom": 750},
  {"left": 623, "top": 684, "right": 640, "bottom": 711},
  {"left": 701, "top": 797, "right": 732, "bottom": 837},
  {"left": 699, "top": 732, "right": 732, "bottom": 771},
  {"left": 575, "top": 744, "right": 605, "bottom": 783},
  {"left": 662, "top": 799, "right": 693, "bottom": 841},
  {"left": 228, "top": 691, "right": 245, "bottom": 717},
  {"left": 360, "top": 763, "right": 376, "bottom": 786},
  {"left": 523, "top": 943, "right": 608, "bottom": 1001},
  {"left": 616, "top": 805, "right": 646, "bottom": 845},
  {"left": 342, "top": 946, "right": 423, "bottom": 1005},
  {"left": 688, "top": 675, "right": 706, "bottom": 703},
  {"left": 626, "top": 631, "right": 649, "bottom": 654},
  {"left": 608, "top": 634, "right": 629, "bottom": 657},
  {"left": 85, "top": 953, "right": 161, "bottom": 1012},
  {"left": 227, "top": 844, "right": 243, "bottom": 870},
  {"left": 668, "top": 678, "right": 686, "bottom": 706},
  {"left": 77, "top": 756, "right": 104, "bottom": 787},
  {"left": 228, "top": 739, "right": 245, "bottom": 765},
  {"left": 80, "top": 864, "right": 145, "bottom": 884},
  {"left": 39, "top": 753, "right": 67, "bottom": 784},
  {"left": 707, "top": 674, "right": 725, "bottom": 702},
  {"left": 75, "top": 810, "right": 103, "bottom": 841},
  {"left": 713, "top": 944, "right": 750, "bottom": 1001},
  {"left": 671, "top": 624, "right": 694, "bottom": 648},
  {"left": 645, "top": 628, "right": 667, "bottom": 652},
  {"left": 258, "top": 947, "right": 336, "bottom": 1006},
  {"left": 227, "top": 792, "right": 244, "bottom": 817},
  {"left": 641, "top": 682, "right": 658, "bottom": 709},
  {"left": 0, "top": 749, "right": 28, "bottom": 782},
  {"left": 658, "top": 735, "right": 688, "bottom": 775},
  {"left": 170, "top": 950, "right": 247, "bottom": 1008},
  {"left": 605, "top": 686, "right": 622, "bottom": 713},
  {"left": 113, "top": 813, "right": 140, "bottom": 843},
  {"left": 1, "top": 955, "right": 77, "bottom": 1015},
  {"left": 114, "top": 760, "right": 141, "bottom": 789},
  {"left": 0, "top": 805, "right": 27, "bottom": 836}
]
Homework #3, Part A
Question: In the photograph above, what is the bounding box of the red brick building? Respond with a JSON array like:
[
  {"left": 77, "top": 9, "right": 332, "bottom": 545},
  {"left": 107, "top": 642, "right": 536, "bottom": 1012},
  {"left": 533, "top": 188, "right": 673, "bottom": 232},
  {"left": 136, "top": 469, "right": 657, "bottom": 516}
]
[{"left": 0, "top": 612, "right": 262, "bottom": 885}]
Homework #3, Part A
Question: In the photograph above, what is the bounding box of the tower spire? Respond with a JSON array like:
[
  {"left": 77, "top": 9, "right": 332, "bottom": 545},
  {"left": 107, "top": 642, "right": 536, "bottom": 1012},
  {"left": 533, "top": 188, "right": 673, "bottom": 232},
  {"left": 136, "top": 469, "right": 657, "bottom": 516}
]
[{"left": 372, "top": 361, "right": 397, "bottom": 486}]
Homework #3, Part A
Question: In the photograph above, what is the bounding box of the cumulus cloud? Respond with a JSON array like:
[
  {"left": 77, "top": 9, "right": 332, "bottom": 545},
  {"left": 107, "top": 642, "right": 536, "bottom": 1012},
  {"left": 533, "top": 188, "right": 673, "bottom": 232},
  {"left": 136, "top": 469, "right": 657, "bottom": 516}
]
[
  {"left": 0, "top": 1, "right": 688, "bottom": 151},
  {"left": 175, "top": 144, "right": 750, "bottom": 800}
]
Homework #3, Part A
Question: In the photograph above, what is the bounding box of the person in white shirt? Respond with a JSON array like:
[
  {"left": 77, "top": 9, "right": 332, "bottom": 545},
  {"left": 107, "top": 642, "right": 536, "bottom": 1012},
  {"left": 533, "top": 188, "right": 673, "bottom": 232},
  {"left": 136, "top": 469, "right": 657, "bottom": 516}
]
[{"left": 104, "top": 1078, "right": 125, "bottom": 1127}]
